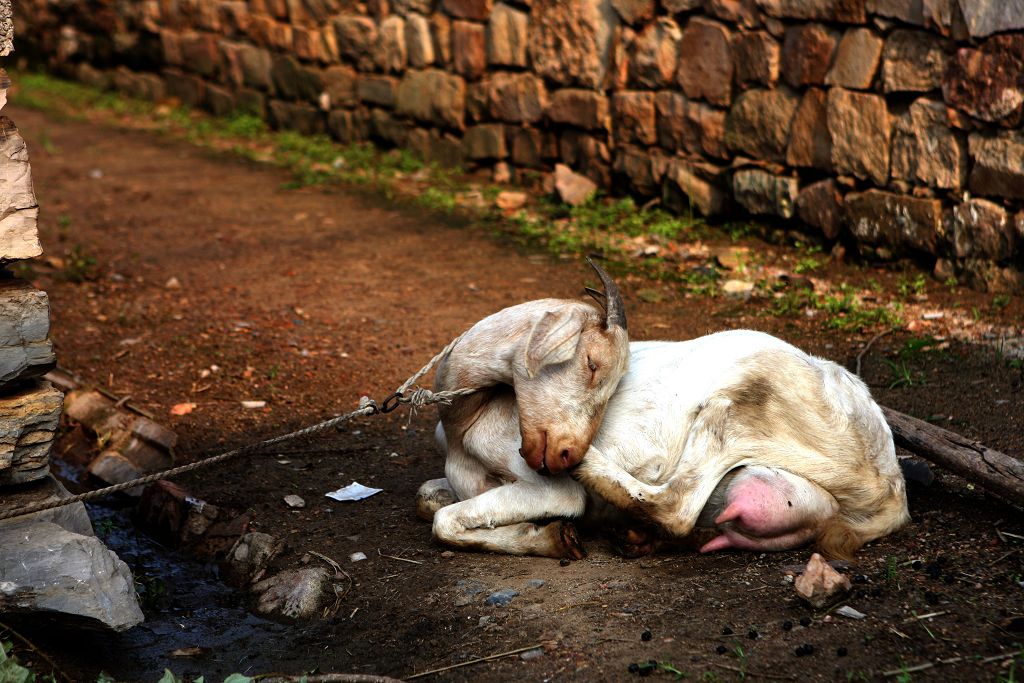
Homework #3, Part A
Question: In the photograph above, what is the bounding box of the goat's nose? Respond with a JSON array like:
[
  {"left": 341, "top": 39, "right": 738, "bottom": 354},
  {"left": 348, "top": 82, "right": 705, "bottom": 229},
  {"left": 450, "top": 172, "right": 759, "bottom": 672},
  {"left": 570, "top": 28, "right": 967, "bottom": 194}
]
[{"left": 560, "top": 449, "right": 573, "bottom": 468}]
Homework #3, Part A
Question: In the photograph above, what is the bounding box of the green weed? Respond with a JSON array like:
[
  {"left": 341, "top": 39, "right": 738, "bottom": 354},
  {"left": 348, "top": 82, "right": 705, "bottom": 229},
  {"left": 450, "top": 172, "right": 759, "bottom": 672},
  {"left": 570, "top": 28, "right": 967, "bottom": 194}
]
[
  {"left": 882, "top": 358, "right": 918, "bottom": 388},
  {"left": 59, "top": 245, "right": 98, "bottom": 283},
  {"left": 897, "top": 273, "right": 927, "bottom": 299},
  {"left": 993, "top": 294, "right": 1012, "bottom": 310}
]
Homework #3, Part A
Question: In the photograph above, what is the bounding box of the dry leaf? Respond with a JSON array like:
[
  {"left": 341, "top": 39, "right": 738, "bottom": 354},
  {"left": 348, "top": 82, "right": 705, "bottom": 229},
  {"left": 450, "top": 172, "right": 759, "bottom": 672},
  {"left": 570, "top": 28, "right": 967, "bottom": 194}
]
[{"left": 170, "top": 402, "right": 196, "bottom": 416}]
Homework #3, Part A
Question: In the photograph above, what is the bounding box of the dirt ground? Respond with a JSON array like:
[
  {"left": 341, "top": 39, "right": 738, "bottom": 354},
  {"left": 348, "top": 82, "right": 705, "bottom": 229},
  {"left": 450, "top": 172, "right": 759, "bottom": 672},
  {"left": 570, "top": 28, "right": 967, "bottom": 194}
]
[{"left": 7, "top": 105, "right": 1024, "bottom": 682}]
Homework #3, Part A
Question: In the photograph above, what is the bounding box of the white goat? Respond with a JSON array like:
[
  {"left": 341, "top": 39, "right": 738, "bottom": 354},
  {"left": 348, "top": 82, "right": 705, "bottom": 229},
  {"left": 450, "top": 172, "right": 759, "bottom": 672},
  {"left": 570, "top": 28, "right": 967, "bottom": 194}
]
[{"left": 419, "top": 271, "right": 910, "bottom": 560}]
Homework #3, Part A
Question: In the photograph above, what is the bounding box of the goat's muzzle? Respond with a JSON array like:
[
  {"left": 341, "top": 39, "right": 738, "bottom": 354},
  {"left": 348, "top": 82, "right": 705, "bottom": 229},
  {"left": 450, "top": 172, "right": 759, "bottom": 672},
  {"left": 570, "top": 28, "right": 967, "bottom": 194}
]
[{"left": 520, "top": 430, "right": 585, "bottom": 475}]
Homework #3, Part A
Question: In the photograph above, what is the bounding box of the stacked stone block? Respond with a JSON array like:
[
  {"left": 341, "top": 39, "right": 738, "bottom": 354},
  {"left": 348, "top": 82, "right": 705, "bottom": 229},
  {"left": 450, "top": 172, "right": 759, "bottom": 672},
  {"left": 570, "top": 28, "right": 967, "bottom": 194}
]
[{"left": 16, "top": 0, "right": 1024, "bottom": 290}]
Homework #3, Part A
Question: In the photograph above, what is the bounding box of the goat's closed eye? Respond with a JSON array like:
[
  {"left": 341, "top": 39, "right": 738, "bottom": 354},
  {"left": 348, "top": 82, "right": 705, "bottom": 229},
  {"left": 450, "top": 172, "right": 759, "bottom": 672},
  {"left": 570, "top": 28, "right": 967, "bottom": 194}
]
[{"left": 587, "top": 357, "right": 598, "bottom": 373}]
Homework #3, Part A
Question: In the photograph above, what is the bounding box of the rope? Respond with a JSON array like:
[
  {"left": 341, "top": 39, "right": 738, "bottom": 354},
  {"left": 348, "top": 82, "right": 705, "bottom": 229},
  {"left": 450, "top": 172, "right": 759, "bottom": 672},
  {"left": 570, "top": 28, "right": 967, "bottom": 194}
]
[{"left": 0, "top": 333, "right": 471, "bottom": 522}]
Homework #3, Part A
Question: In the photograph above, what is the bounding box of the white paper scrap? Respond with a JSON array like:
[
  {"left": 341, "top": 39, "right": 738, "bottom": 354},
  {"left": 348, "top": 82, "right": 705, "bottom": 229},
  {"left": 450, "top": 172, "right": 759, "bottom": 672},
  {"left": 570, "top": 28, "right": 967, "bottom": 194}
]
[{"left": 326, "top": 482, "right": 384, "bottom": 502}]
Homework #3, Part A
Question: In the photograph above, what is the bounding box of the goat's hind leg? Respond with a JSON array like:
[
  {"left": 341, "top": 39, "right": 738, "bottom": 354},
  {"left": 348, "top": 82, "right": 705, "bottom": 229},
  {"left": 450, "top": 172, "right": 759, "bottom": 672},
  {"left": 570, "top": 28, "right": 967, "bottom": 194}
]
[{"left": 432, "top": 478, "right": 588, "bottom": 559}]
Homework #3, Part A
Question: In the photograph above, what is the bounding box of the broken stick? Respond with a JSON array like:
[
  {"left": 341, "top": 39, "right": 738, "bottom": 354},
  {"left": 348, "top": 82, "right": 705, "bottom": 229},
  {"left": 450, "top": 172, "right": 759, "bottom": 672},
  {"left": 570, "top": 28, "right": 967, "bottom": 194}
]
[{"left": 882, "top": 406, "right": 1024, "bottom": 508}]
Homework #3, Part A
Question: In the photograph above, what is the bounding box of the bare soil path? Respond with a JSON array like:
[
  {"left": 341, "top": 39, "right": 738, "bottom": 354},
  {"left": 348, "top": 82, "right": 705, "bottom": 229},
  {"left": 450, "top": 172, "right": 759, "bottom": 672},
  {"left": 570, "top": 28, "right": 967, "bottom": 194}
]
[{"left": 9, "top": 105, "right": 1024, "bottom": 682}]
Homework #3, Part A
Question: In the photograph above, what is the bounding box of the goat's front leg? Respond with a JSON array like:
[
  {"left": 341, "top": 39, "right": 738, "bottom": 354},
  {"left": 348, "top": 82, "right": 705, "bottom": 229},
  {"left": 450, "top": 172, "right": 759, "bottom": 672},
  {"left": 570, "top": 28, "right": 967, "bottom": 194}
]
[{"left": 432, "top": 477, "right": 588, "bottom": 559}]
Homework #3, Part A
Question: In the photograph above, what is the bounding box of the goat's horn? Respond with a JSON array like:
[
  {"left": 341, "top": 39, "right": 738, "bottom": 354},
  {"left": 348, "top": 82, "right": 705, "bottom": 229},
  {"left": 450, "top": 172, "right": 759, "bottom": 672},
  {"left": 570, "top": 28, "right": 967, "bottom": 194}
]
[{"left": 586, "top": 258, "right": 627, "bottom": 330}]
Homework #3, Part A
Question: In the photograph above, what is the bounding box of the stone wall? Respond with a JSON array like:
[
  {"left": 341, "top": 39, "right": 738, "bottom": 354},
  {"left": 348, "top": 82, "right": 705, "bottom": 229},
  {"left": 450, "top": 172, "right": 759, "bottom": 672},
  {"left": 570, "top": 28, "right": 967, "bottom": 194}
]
[{"left": 16, "top": 0, "right": 1024, "bottom": 290}]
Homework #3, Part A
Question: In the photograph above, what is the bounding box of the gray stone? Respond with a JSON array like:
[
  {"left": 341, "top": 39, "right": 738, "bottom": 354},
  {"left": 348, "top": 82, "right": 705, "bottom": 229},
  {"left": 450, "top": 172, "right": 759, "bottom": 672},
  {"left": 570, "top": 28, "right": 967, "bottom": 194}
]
[
  {"left": 225, "top": 532, "right": 284, "bottom": 585},
  {"left": 0, "top": 520, "right": 143, "bottom": 631},
  {"left": 405, "top": 13, "right": 435, "bottom": 68},
  {"left": 613, "top": 91, "right": 656, "bottom": 146},
  {"left": 958, "top": 0, "right": 1024, "bottom": 38},
  {"left": 452, "top": 20, "right": 487, "bottom": 80},
  {"left": 733, "top": 168, "right": 798, "bottom": 218},
  {"left": 333, "top": 15, "right": 378, "bottom": 71},
  {"left": 484, "top": 588, "right": 520, "bottom": 606},
  {"left": 757, "top": 0, "right": 866, "bottom": 21},
  {"left": 463, "top": 124, "right": 507, "bottom": 159},
  {"left": 487, "top": 3, "right": 528, "bottom": 67},
  {"left": 453, "top": 578, "right": 488, "bottom": 606},
  {"left": 663, "top": 159, "right": 725, "bottom": 216},
  {"left": 827, "top": 88, "right": 890, "bottom": 186},
  {"left": 826, "top": 28, "right": 882, "bottom": 89},
  {"left": 357, "top": 75, "right": 398, "bottom": 107},
  {"left": 554, "top": 163, "right": 599, "bottom": 206},
  {"left": 951, "top": 198, "right": 1015, "bottom": 260},
  {"left": 655, "top": 92, "right": 727, "bottom": 158},
  {"left": 959, "top": 260, "right": 1024, "bottom": 293},
  {"left": 236, "top": 44, "right": 273, "bottom": 91},
  {"left": 732, "top": 31, "right": 780, "bottom": 89},
  {"left": 377, "top": 16, "right": 408, "bottom": 73},
  {"left": 322, "top": 65, "right": 357, "bottom": 108},
  {"left": 529, "top": 0, "right": 619, "bottom": 88},
  {"left": 253, "top": 567, "right": 333, "bottom": 619},
  {"left": 725, "top": 87, "right": 799, "bottom": 162},
  {"left": 796, "top": 179, "right": 843, "bottom": 239},
  {"left": 0, "top": 121, "right": 40, "bottom": 262},
  {"left": 781, "top": 23, "right": 838, "bottom": 88},
  {"left": 488, "top": 72, "right": 546, "bottom": 123},
  {"left": 844, "top": 189, "right": 942, "bottom": 253},
  {"left": 891, "top": 98, "right": 965, "bottom": 191},
  {"left": 629, "top": 18, "right": 682, "bottom": 89},
  {"left": 677, "top": 17, "right": 734, "bottom": 106},
  {"left": 396, "top": 69, "right": 466, "bottom": 130},
  {"left": 968, "top": 132, "right": 1024, "bottom": 200},
  {"left": 0, "top": 279, "right": 54, "bottom": 387},
  {"left": 526, "top": 578, "right": 546, "bottom": 589},
  {"left": 787, "top": 88, "right": 831, "bottom": 170},
  {"left": 547, "top": 89, "right": 610, "bottom": 130},
  {"left": 881, "top": 30, "right": 950, "bottom": 93},
  {"left": 0, "top": 381, "right": 60, "bottom": 485}
]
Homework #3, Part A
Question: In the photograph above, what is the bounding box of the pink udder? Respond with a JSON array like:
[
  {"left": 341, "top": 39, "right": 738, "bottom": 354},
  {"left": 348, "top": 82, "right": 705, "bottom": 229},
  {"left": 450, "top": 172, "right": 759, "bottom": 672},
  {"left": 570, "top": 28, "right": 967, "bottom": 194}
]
[{"left": 698, "top": 469, "right": 827, "bottom": 553}]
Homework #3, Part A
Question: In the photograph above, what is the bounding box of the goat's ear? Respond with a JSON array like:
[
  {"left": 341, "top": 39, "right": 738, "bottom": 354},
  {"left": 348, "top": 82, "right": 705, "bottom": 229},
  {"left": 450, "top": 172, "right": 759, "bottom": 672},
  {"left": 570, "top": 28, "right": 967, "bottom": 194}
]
[{"left": 524, "top": 308, "right": 587, "bottom": 378}]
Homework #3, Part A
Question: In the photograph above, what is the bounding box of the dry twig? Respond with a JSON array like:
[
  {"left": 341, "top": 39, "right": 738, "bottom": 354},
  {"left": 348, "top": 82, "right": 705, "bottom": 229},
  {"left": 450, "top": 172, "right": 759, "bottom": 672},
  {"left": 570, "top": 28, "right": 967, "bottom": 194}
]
[{"left": 405, "top": 644, "right": 544, "bottom": 680}]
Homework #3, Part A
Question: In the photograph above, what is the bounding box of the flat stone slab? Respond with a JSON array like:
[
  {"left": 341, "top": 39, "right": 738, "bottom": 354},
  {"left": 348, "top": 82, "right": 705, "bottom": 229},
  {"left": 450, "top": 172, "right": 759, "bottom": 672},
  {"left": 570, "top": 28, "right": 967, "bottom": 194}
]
[
  {"left": 0, "top": 277, "right": 56, "bottom": 388},
  {"left": 0, "top": 380, "right": 61, "bottom": 485}
]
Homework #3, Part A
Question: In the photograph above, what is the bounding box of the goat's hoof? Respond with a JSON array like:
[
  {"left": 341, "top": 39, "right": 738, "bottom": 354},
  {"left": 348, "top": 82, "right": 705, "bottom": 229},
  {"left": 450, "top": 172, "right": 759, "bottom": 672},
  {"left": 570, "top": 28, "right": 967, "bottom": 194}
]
[
  {"left": 610, "top": 525, "right": 660, "bottom": 559},
  {"left": 558, "top": 521, "right": 588, "bottom": 561}
]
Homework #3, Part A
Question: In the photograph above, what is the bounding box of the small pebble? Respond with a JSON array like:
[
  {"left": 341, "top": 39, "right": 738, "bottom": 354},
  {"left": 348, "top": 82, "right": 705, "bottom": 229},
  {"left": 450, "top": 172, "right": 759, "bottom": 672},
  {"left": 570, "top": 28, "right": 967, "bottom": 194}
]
[
  {"left": 484, "top": 589, "right": 520, "bottom": 607},
  {"left": 440, "top": 551, "right": 455, "bottom": 558},
  {"left": 837, "top": 647, "right": 848, "bottom": 657},
  {"left": 641, "top": 630, "right": 652, "bottom": 642},
  {"left": 800, "top": 617, "right": 811, "bottom": 627},
  {"left": 782, "top": 620, "right": 793, "bottom": 631},
  {"left": 721, "top": 626, "right": 734, "bottom": 635},
  {"left": 526, "top": 579, "right": 546, "bottom": 589},
  {"left": 559, "top": 558, "right": 571, "bottom": 567},
  {"left": 716, "top": 645, "right": 727, "bottom": 655}
]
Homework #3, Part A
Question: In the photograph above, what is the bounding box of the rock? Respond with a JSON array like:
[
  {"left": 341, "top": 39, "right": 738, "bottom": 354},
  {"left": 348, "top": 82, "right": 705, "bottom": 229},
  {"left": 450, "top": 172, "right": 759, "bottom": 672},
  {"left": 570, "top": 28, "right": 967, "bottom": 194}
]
[
  {"left": 405, "top": 13, "right": 435, "bottom": 67},
  {"left": 795, "top": 553, "right": 851, "bottom": 608},
  {"left": 526, "top": 578, "right": 546, "bottom": 589},
  {"left": 613, "top": 91, "right": 656, "bottom": 145},
  {"left": 725, "top": 87, "right": 800, "bottom": 162},
  {"left": 867, "top": 0, "right": 924, "bottom": 24},
  {"left": 881, "top": 30, "right": 950, "bottom": 93},
  {"left": 487, "top": 3, "right": 528, "bottom": 67},
  {"left": 787, "top": 88, "right": 831, "bottom": 170},
  {"left": 959, "top": 259, "right": 1024, "bottom": 293},
  {"left": 322, "top": 65, "right": 357, "bottom": 108},
  {"left": 732, "top": 31, "right": 780, "bottom": 89},
  {"left": 554, "top": 164, "right": 598, "bottom": 206},
  {"left": 656, "top": 91, "right": 726, "bottom": 158},
  {"left": 663, "top": 159, "right": 725, "bottom": 216},
  {"left": 484, "top": 588, "right": 520, "bottom": 606},
  {"left": 454, "top": 578, "right": 488, "bottom": 606},
  {"left": 758, "top": 0, "right": 865, "bottom": 21},
  {"left": 225, "top": 532, "right": 284, "bottom": 585},
  {"left": 628, "top": 18, "right": 682, "bottom": 88},
  {"left": 891, "top": 98, "right": 966, "bottom": 191},
  {"left": 944, "top": 34, "right": 1024, "bottom": 124},
  {"left": 796, "top": 179, "right": 843, "bottom": 239},
  {"left": 452, "top": 20, "right": 486, "bottom": 79},
  {"left": 0, "top": 520, "right": 144, "bottom": 631},
  {"left": 432, "top": 12, "right": 453, "bottom": 66},
  {"left": 529, "top": 0, "right": 618, "bottom": 88},
  {"left": 443, "top": 0, "right": 493, "bottom": 20},
  {"left": 235, "top": 44, "right": 273, "bottom": 90},
  {"left": 721, "top": 279, "right": 755, "bottom": 299},
  {"left": 844, "top": 189, "right": 942, "bottom": 253},
  {"left": 253, "top": 567, "right": 332, "bottom": 619},
  {"left": 663, "top": 0, "right": 703, "bottom": 10},
  {"left": 951, "top": 198, "right": 1015, "bottom": 260},
  {"left": 135, "top": 479, "right": 222, "bottom": 545},
  {"left": 0, "top": 279, "right": 55, "bottom": 387},
  {"left": 826, "top": 27, "right": 883, "bottom": 89},
  {"left": 284, "top": 494, "right": 306, "bottom": 509},
  {"left": 706, "top": 0, "right": 760, "bottom": 27},
  {"left": 0, "top": 120, "right": 41, "bottom": 261},
  {"left": 510, "top": 128, "right": 546, "bottom": 167},
  {"left": 396, "top": 69, "right": 466, "bottom": 130},
  {"left": 496, "top": 191, "right": 527, "bottom": 210},
  {"left": 376, "top": 16, "right": 408, "bottom": 73},
  {"left": 488, "top": 72, "right": 546, "bottom": 123},
  {"left": 968, "top": 131, "right": 1024, "bottom": 200},
  {"left": 781, "top": 23, "right": 838, "bottom": 88},
  {"left": 677, "top": 17, "right": 734, "bottom": 106},
  {"left": 357, "top": 75, "right": 398, "bottom": 107},
  {"left": 0, "top": 381, "right": 61, "bottom": 485},
  {"left": 827, "top": 88, "right": 891, "bottom": 186},
  {"left": 733, "top": 169, "right": 798, "bottom": 218},
  {"left": 835, "top": 605, "right": 866, "bottom": 619},
  {"left": 0, "top": 475, "right": 93, "bottom": 537},
  {"left": 332, "top": 15, "right": 378, "bottom": 71},
  {"left": 958, "top": 0, "right": 1024, "bottom": 38},
  {"left": 614, "top": 146, "right": 662, "bottom": 196},
  {"left": 547, "top": 89, "right": 610, "bottom": 130},
  {"left": 463, "top": 123, "right": 507, "bottom": 159},
  {"left": 611, "top": 0, "right": 655, "bottom": 24}
]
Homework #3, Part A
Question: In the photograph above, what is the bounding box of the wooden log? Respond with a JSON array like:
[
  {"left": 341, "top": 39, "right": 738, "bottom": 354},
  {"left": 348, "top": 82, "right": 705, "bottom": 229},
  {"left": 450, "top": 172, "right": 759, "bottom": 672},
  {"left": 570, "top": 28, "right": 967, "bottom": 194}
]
[{"left": 883, "top": 405, "right": 1024, "bottom": 508}]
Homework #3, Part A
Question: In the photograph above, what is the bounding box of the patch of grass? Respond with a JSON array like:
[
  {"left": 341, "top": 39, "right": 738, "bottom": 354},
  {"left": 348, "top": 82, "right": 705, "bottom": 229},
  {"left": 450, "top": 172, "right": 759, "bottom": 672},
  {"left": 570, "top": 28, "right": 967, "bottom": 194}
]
[
  {"left": 416, "top": 186, "right": 458, "bottom": 213},
  {"left": 882, "top": 358, "right": 919, "bottom": 388},
  {"left": 897, "top": 273, "right": 927, "bottom": 299},
  {"left": 993, "top": 294, "right": 1012, "bottom": 310},
  {"left": 59, "top": 245, "right": 98, "bottom": 283}
]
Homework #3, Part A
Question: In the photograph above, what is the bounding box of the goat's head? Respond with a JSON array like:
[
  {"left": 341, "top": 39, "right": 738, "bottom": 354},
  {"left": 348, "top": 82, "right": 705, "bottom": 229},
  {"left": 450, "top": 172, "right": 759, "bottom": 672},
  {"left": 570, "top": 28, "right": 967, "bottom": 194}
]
[{"left": 514, "top": 259, "right": 629, "bottom": 475}]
